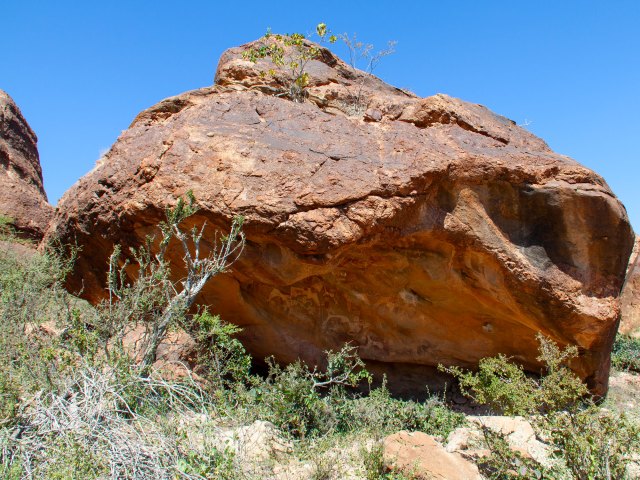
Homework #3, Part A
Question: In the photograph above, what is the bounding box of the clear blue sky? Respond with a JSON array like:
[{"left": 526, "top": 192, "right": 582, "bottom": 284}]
[{"left": 3, "top": 1, "right": 639, "bottom": 231}]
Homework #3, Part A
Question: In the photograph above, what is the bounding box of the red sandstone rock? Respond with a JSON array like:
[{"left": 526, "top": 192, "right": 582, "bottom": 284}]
[
  {"left": 383, "top": 431, "right": 482, "bottom": 480},
  {"left": 0, "top": 90, "right": 52, "bottom": 240},
  {"left": 620, "top": 236, "right": 640, "bottom": 337},
  {"left": 46, "top": 39, "right": 635, "bottom": 396}
]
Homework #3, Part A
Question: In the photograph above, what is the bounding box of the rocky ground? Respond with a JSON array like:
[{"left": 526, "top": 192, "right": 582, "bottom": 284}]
[{"left": 173, "top": 377, "right": 640, "bottom": 479}]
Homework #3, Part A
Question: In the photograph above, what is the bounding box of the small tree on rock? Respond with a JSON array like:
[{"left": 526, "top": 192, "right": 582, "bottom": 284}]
[
  {"left": 242, "top": 23, "right": 336, "bottom": 103},
  {"left": 103, "top": 191, "right": 245, "bottom": 373}
]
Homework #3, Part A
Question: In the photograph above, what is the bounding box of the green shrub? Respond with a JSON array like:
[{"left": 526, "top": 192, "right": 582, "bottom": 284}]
[
  {"left": 0, "top": 215, "right": 14, "bottom": 238},
  {"left": 242, "top": 23, "right": 337, "bottom": 102},
  {"left": 0, "top": 241, "right": 80, "bottom": 423},
  {"left": 0, "top": 371, "right": 20, "bottom": 426},
  {"left": 443, "top": 335, "right": 640, "bottom": 479},
  {"left": 176, "top": 446, "right": 239, "bottom": 480},
  {"left": 440, "top": 334, "right": 588, "bottom": 415},
  {"left": 333, "top": 381, "right": 464, "bottom": 440},
  {"left": 242, "top": 23, "right": 396, "bottom": 116},
  {"left": 248, "top": 357, "right": 341, "bottom": 438},
  {"left": 360, "top": 441, "right": 415, "bottom": 480},
  {"left": 535, "top": 334, "right": 590, "bottom": 412},
  {"left": 541, "top": 406, "right": 640, "bottom": 479},
  {"left": 612, "top": 334, "right": 640, "bottom": 372},
  {"left": 361, "top": 442, "right": 386, "bottom": 480},
  {"left": 0, "top": 214, "right": 37, "bottom": 246},
  {"left": 238, "top": 344, "right": 463, "bottom": 442},
  {"left": 188, "top": 310, "right": 252, "bottom": 390},
  {"left": 72, "top": 192, "right": 245, "bottom": 373},
  {"left": 443, "top": 354, "right": 539, "bottom": 416},
  {"left": 42, "top": 435, "right": 108, "bottom": 480},
  {"left": 467, "top": 394, "right": 640, "bottom": 479},
  {"left": 476, "top": 426, "right": 550, "bottom": 479}
]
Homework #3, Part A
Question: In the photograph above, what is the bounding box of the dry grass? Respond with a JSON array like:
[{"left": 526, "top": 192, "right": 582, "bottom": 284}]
[{"left": 2, "top": 364, "right": 218, "bottom": 479}]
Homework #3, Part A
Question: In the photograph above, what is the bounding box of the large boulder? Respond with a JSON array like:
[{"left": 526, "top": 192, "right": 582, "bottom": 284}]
[
  {"left": 0, "top": 90, "right": 52, "bottom": 240},
  {"left": 46, "top": 38, "right": 635, "bottom": 396},
  {"left": 620, "top": 236, "right": 640, "bottom": 337}
]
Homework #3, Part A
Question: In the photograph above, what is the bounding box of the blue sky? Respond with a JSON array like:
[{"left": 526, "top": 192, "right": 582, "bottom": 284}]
[{"left": 3, "top": 1, "right": 639, "bottom": 231}]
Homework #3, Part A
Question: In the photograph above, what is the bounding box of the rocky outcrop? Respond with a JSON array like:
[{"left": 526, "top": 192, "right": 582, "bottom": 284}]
[
  {"left": 46, "top": 38, "right": 635, "bottom": 396},
  {"left": 620, "top": 236, "right": 640, "bottom": 337},
  {"left": 446, "top": 416, "right": 553, "bottom": 468},
  {"left": 0, "top": 90, "right": 52, "bottom": 240}
]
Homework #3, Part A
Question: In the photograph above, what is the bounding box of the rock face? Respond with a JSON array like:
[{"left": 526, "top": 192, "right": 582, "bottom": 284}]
[
  {"left": 46, "top": 38, "right": 635, "bottom": 396},
  {"left": 446, "top": 416, "right": 553, "bottom": 468},
  {"left": 0, "top": 90, "right": 52, "bottom": 239},
  {"left": 620, "top": 236, "right": 640, "bottom": 337}
]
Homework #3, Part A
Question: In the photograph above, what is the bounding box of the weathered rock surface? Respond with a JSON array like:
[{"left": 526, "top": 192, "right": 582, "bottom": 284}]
[
  {"left": 46, "top": 38, "right": 635, "bottom": 396},
  {"left": 177, "top": 418, "right": 296, "bottom": 478},
  {"left": 383, "top": 431, "right": 482, "bottom": 479},
  {"left": 446, "top": 416, "right": 553, "bottom": 468},
  {"left": 620, "top": 236, "right": 640, "bottom": 337},
  {"left": 179, "top": 417, "right": 376, "bottom": 479},
  {"left": 212, "top": 420, "right": 293, "bottom": 464},
  {"left": 0, "top": 90, "right": 52, "bottom": 239}
]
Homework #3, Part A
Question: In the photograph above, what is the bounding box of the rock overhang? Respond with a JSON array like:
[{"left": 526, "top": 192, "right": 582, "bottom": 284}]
[{"left": 45, "top": 38, "right": 636, "bottom": 397}]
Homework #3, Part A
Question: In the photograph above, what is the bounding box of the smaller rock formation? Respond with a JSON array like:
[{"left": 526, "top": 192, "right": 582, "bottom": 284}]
[
  {"left": 178, "top": 419, "right": 303, "bottom": 478},
  {"left": 446, "top": 416, "right": 552, "bottom": 468},
  {"left": 620, "top": 236, "right": 640, "bottom": 337},
  {"left": 212, "top": 420, "right": 293, "bottom": 464},
  {"left": 0, "top": 90, "right": 52, "bottom": 240},
  {"left": 383, "top": 431, "right": 482, "bottom": 479}
]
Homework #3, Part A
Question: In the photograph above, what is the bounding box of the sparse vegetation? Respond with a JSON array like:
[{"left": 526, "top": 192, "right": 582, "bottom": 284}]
[
  {"left": 243, "top": 23, "right": 337, "bottom": 103},
  {"left": 612, "top": 334, "right": 640, "bottom": 372},
  {"left": 103, "top": 190, "right": 245, "bottom": 373},
  {"left": 242, "top": 23, "right": 395, "bottom": 114},
  {"left": 338, "top": 32, "right": 396, "bottom": 115},
  {"left": 440, "top": 334, "right": 588, "bottom": 416},
  {"left": 540, "top": 406, "right": 640, "bottom": 479},
  {"left": 477, "top": 425, "right": 550, "bottom": 479},
  {"left": 0, "top": 192, "right": 637, "bottom": 479},
  {"left": 443, "top": 336, "right": 640, "bottom": 479},
  {"left": 0, "top": 214, "right": 13, "bottom": 235},
  {"left": 0, "top": 214, "right": 34, "bottom": 246},
  {"left": 0, "top": 195, "right": 465, "bottom": 479}
]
